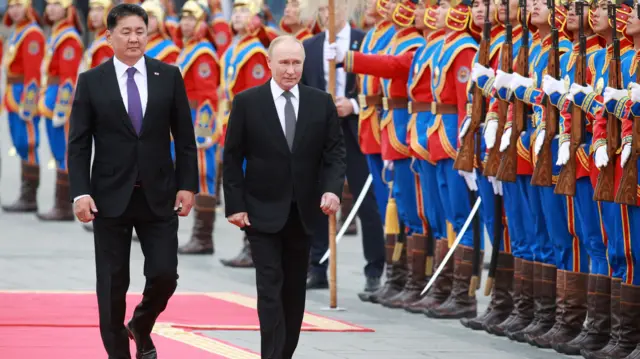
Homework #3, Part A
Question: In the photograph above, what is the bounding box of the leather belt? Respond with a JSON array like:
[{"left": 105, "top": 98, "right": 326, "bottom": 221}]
[
  {"left": 382, "top": 97, "right": 408, "bottom": 111},
  {"left": 408, "top": 102, "right": 432, "bottom": 114},
  {"left": 423, "top": 102, "right": 457, "bottom": 115},
  {"left": 46, "top": 76, "right": 60, "bottom": 86},
  {"left": 358, "top": 94, "right": 382, "bottom": 108},
  {"left": 6, "top": 75, "right": 24, "bottom": 84},
  {"left": 189, "top": 99, "right": 198, "bottom": 109}
]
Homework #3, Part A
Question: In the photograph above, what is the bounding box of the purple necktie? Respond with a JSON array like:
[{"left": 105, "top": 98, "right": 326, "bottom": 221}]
[{"left": 126, "top": 67, "right": 143, "bottom": 134}]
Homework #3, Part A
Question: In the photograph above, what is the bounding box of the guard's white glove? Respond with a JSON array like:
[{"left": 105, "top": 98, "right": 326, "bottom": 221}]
[
  {"left": 459, "top": 169, "right": 478, "bottom": 192},
  {"left": 534, "top": 130, "right": 545, "bottom": 156},
  {"left": 459, "top": 115, "right": 471, "bottom": 140},
  {"left": 630, "top": 82, "right": 640, "bottom": 102},
  {"left": 484, "top": 120, "right": 498, "bottom": 149},
  {"left": 569, "top": 83, "right": 594, "bottom": 107},
  {"left": 603, "top": 87, "right": 628, "bottom": 105},
  {"left": 542, "top": 74, "right": 567, "bottom": 96},
  {"left": 621, "top": 144, "right": 632, "bottom": 168},
  {"left": 499, "top": 128, "right": 512, "bottom": 152},
  {"left": 556, "top": 141, "right": 570, "bottom": 166},
  {"left": 383, "top": 160, "right": 394, "bottom": 171},
  {"left": 488, "top": 176, "right": 503, "bottom": 196},
  {"left": 471, "top": 63, "right": 495, "bottom": 83},
  {"left": 52, "top": 114, "right": 66, "bottom": 127},
  {"left": 594, "top": 146, "right": 609, "bottom": 169},
  {"left": 324, "top": 42, "right": 346, "bottom": 63},
  {"left": 493, "top": 70, "right": 514, "bottom": 91},
  {"left": 509, "top": 73, "right": 534, "bottom": 91}
]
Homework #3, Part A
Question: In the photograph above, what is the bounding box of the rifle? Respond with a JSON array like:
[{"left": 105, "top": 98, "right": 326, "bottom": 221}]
[
  {"left": 455, "top": 0, "right": 492, "bottom": 172},
  {"left": 593, "top": 0, "right": 621, "bottom": 202},
  {"left": 531, "top": 0, "right": 560, "bottom": 186},
  {"left": 555, "top": 0, "right": 588, "bottom": 196},
  {"left": 484, "top": 188, "right": 504, "bottom": 295},
  {"left": 484, "top": 0, "right": 513, "bottom": 176},
  {"left": 469, "top": 130, "right": 484, "bottom": 296},
  {"left": 497, "top": 0, "right": 529, "bottom": 182},
  {"left": 615, "top": 5, "right": 640, "bottom": 205}
]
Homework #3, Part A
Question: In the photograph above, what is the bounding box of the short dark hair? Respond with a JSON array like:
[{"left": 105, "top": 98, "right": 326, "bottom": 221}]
[{"left": 106, "top": 3, "right": 148, "bottom": 31}]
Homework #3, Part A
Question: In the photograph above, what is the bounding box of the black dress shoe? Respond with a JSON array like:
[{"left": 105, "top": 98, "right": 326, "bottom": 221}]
[
  {"left": 306, "top": 273, "right": 329, "bottom": 289},
  {"left": 358, "top": 277, "right": 381, "bottom": 302},
  {"left": 127, "top": 322, "right": 157, "bottom": 359}
]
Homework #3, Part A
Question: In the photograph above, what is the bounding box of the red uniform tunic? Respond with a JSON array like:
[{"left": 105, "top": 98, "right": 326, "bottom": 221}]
[
  {"left": 210, "top": 12, "right": 233, "bottom": 57},
  {"left": 145, "top": 32, "right": 180, "bottom": 64},
  {"left": 85, "top": 29, "right": 114, "bottom": 69},
  {"left": 279, "top": 19, "right": 313, "bottom": 41}
]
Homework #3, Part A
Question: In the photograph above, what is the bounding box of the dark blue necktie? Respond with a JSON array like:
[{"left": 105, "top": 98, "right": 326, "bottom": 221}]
[{"left": 126, "top": 67, "right": 143, "bottom": 134}]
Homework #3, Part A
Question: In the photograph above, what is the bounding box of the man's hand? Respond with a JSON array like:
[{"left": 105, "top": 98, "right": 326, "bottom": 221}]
[
  {"left": 595, "top": 146, "right": 609, "bottom": 169},
  {"left": 228, "top": 212, "right": 251, "bottom": 228},
  {"left": 484, "top": 120, "right": 498, "bottom": 149},
  {"left": 335, "top": 97, "right": 354, "bottom": 117},
  {"left": 174, "top": 190, "right": 195, "bottom": 216},
  {"left": 556, "top": 141, "right": 570, "bottom": 166},
  {"left": 74, "top": 196, "right": 98, "bottom": 223},
  {"left": 320, "top": 192, "right": 340, "bottom": 215},
  {"left": 534, "top": 130, "right": 545, "bottom": 156},
  {"left": 621, "top": 144, "right": 632, "bottom": 168},
  {"left": 324, "top": 42, "right": 346, "bottom": 63}
]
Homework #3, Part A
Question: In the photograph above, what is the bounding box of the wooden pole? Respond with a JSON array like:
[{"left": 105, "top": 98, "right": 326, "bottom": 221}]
[{"left": 327, "top": 0, "right": 338, "bottom": 309}]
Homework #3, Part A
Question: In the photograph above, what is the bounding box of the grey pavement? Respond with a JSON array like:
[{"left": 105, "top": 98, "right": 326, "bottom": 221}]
[{"left": 0, "top": 114, "right": 569, "bottom": 359}]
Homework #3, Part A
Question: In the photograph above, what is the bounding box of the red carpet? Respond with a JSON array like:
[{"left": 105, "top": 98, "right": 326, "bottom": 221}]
[
  {"left": 0, "top": 326, "right": 259, "bottom": 358},
  {"left": 0, "top": 291, "right": 373, "bottom": 332}
]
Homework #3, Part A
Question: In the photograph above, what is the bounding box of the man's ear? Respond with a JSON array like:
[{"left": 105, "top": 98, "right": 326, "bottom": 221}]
[{"left": 106, "top": 30, "right": 112, "bottom": 45}]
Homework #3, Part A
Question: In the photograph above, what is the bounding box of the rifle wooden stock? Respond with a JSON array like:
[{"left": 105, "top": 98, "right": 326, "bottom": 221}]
[
  {"left": 531, "top": 42, "right": 559, "bottom": 187},
  {"left": 484, "top": 44, "right": 512, "bottom": 177},
  {"left": 593, "top": 53, "right": 621, "bottom": 202},
  {"left": 615, "top": 66, "right": 640, "bottom": 205},
  {"left": 455, "top": 23, "right": 490, "bottom": 172}
]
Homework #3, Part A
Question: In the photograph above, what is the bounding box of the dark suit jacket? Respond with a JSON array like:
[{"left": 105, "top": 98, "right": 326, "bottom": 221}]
[
  {"left": 67, "top": 56, "right": 199, "bottom": 218},
  {"left": 301, "top": 27, "right": 365, "bottom": 141},
  {"left": 222, "top": 81, "right": 346, "bottom": 235}
]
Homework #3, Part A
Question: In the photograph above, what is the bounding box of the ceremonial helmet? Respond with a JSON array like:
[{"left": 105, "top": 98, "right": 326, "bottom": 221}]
[
  {"left": 141, "top": 0, "right": 171, "bottom": 37},
  {"left": 446, "top": 0, "right": 473, "bottom": 32},
  {"left": 391, "top": 0, "right": 419, "bottom": 27},
  {"left": 234, "top": 0, "right": 262, "bottom": 15},
  {"left": 87, "top": 0, "right": 113, "bottom": 31},
  {"left": 3, "top": 0, "right": 41, "bottom": 27},
  {"left": 376, "top": 0, "right": 391, "bottom": 17},
  {"left": 424, "top": 0, "right": 439, "bottom": 29},
  {"left": 547, "top": 0, "right": 568, "bottom": 32},
  {"left": 42, "top": 0, "right": 84, "bottom": 32},
  {"left": 610, "top": 0, "right": 635, "bottom": 33},
  {"left": 181, "top": 0, "right": 210, "bottom": 22}
]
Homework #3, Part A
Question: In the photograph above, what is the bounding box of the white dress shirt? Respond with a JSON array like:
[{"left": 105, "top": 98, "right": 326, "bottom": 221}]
[
  {"left": 270, "top": 79, "right": 299, "bottom": 134},
  {"left": 323, "top": 23, "right": 359, "bottom": 115},
  {"left": 74, "top": 56, "right": 149, "bottom": 203},
  {"left": 113, "top": 55, "right": 148, "bottom": 116}
]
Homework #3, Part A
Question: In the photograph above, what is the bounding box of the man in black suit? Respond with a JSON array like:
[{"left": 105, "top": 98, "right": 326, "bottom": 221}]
[
  {"left": 301, "top": 1, "right": 385, "bottom": 295},
  {"left": 67, "top": 4, "right": 198, "bottom": 359},
  {"left": 223, "top": 35, "right": 346, "bottom": 359}
]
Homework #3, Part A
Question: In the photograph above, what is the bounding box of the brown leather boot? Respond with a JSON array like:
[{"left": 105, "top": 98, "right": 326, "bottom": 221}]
[
  {"left": 405, "top": 238, "right": 452, "bottom": 313},
  {"left": 517, "top": 263, "right": 557, "bottom": 344},
  {"left": 462, "top": 253, "right": 514, "bottom": 330},
  {"left": 339, "top": 181, "right": 357, "bottom": 235},
  {"left": 362, "top": 234, "right": 397, "bottom": 303},
  {"left": 425, "top": 245, "right": 477, "bottom": 319},
  {"left": 384, "top": 234, "right": 427, "bottom": 308},
  {"left": 529, "top": 270, "right": 587, "bottom": 348},
  {"left": 594, "top": 284, "right": 640, "bottom": 359},
  {"left": 220, "top": 235, "right": 254, "bottom": 267},
  {"left": 178, "top": 194, "right": 215, "bottom": 254},
  {"left": 485, "top": 256, "right": 523, "bottom": 336},
  {"left": 555, "top": 274, "right": 610, "bottom": 355},
  {"left": 3, "top": 162, "right": 39, "bottom": 213},
  {"left": 582, "top": 278, "right": 621, "bottom": 359},
  {"left": 500, "top": 259, "right": 534, "bottom": 337},
  {"left": 36, "top": 170, "right": 74, "bottom": 221},
  {"left": 378, "top": 235, "right": 409, "bottom": 306}
]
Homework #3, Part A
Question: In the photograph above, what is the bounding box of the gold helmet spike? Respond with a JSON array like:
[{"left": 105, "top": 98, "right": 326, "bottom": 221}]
[
  {"left": 45, "top": 0, "right": 73, "bottom": 9},
  {"left": 89, "top": 0, "right": 112, "bottom": 9},
  {"left": 142, "top": 0, "right": 166, "bottom": 23}
]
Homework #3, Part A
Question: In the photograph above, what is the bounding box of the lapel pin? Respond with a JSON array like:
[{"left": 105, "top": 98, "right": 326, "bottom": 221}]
[
  {"left": 351, "top": 41, "right": 358, "bottom": 50},
  {"left": 154, "top": 72, "right": 159, "bottom": 75}
]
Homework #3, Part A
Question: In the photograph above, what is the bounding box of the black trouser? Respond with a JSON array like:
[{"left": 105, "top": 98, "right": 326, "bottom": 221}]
[
  {"left": 309, "top": 118, "right": 385, "bottom": 279},
  {"left": 93, "top": 188, "right": 179, "bottom": 359},
  {"left": 246, "top": 204, "right": 311, "bottom": 359}
]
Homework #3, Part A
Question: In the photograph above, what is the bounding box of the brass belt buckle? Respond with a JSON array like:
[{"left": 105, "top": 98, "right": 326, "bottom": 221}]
[
  {"left": 358, "top": 94, "right": 367, "bottom": 108},
  {"left": 431, "top": 102, "right": 437, "bottom": 114},
  {"left": 408, "top": 102, "right": 413, "bottom": 114},
  {"left": 382, "top": 97, "right": 389, "bottom": 111}
]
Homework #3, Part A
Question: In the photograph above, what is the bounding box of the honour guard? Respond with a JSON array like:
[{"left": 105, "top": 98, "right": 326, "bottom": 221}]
[
  {"left": 141, "top": 0, "right": 180, "bottom": 64},
  {"left": 566, "top": 0, "right": 635, "bottom": 356},
  {"left": 174, "top": 0, "right": 221, "bottom": 255},
  {"left": 85, "top": 0, "right": 115, "bottom": 69},
  {"left": 160, "top": 0, "right": 180, "bottom": 39},
  {"left": 36, "top": 0, "right": 84, "bottom": 221},
  {"left": 1, "top": 0, "right": 46, "bottom": 213},
  {"left": 219, "top": 0, "right": 271, "bottom": 268},
  {"left": 280, "top": 0, "right": 315, "bottom": 41},
  {"left": 207, "top": 0, "right": 234, "bottom": 57}
]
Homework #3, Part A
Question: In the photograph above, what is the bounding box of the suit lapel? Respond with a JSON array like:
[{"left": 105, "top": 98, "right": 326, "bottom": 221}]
[
  {"left": 260, "top": 82, "right": 290, "bottom": 154},
  {"left": 316, "top": 33, "right": 327, "bottom": 90},
  {"left": 292, "top": 85, "right": 311, "bottom": 153},
  {"left": 140, "top": 56, "right": 160, "bottom": 136},
  {"left": 101, "top": 58, "right": 136, "bottom": 136}
]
